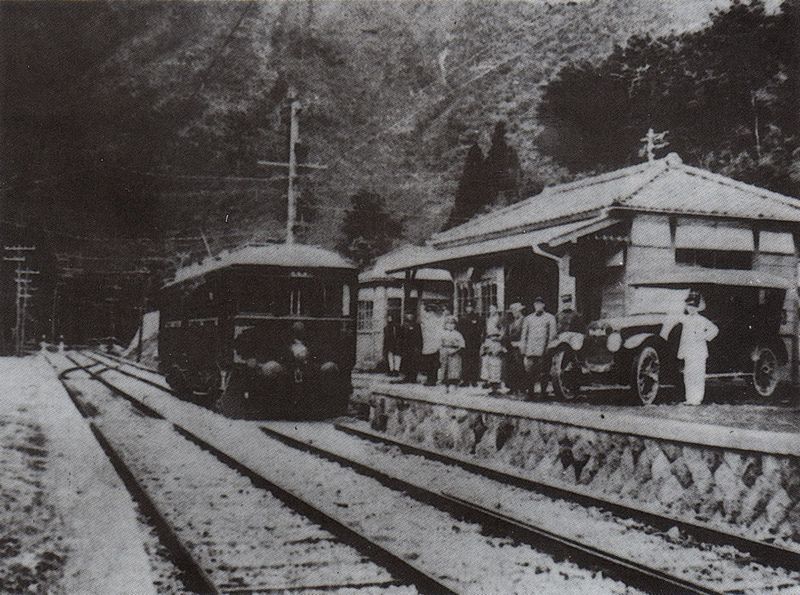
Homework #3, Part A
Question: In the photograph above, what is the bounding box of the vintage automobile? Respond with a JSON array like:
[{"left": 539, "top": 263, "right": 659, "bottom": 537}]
[{"left": 549, "top": 269, "right": 790, "bottom": 404}]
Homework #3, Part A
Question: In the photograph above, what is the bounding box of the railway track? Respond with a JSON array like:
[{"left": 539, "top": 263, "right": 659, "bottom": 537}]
[
  {"left": 50, "top": 354, "right": 440, "bottom": 594},
  {"left": 70, "top": 351, "right": 800, "bottom": 593}
]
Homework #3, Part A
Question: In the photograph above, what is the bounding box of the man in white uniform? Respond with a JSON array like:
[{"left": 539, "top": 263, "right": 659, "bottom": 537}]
[{"left": 678, "top": 291, "right": 718, "bottom": 406}]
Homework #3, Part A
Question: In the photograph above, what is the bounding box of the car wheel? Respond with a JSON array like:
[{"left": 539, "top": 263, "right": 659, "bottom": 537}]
[
  {"left": 752, "top": 346, "right": 779, "bottom": 397},
  {"left": 551, "top": 349, "right": 580, "bottom": 400},
  {"left": 631, "top": 345, "right": 660, "bottom": 405}
]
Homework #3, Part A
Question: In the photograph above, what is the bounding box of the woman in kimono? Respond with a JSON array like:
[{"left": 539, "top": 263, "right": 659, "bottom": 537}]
[
  {"left": 679, "top": 291, "right": 718, "bottom": 405},
  {"left": 480, "top": 304, "right": 506, "bottom": 395},
  {"left": 439, "top": 316, "right": 465, "bottom": 393}
]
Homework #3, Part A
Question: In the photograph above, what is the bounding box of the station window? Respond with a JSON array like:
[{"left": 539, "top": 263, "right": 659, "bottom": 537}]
[
  {"left": 357, "top": 300, "right": 374, "bottom": 332},
  {"left": 456, "top": 282, "right": 474, "bottom": 316},
  {"left": 675, "top": 248, "right": 752, "bottom": 270},
  {"left": 478, "top": 281, "right": 498, "bottom": 317}
]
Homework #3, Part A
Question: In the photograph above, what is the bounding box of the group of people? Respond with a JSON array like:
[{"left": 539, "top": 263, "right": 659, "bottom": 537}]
[{"left": 383, "top": 296, "right": 583, "bottom": 398}]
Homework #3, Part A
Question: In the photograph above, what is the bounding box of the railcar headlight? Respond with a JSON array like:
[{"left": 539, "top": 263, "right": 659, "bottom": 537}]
[
  {"left": 568, "top": 334, "right": 584, "bottom": 351},
  {"left": 291, "top": 340, "right": 309, "bottom": 362},
  {"left": 320, "top": 362, "right": 339, "bottom": 375},
  {"left": 607, "top": 332, "right": 622, "bottom": 353}
]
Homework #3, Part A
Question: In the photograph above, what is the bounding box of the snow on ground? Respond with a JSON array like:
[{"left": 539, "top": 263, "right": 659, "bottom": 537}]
[
  {"left": 86, "top": 361, "right": 642, "bottom": 595},
  {"left": 0, "top": 355, "right": 157, "bottom": 594},
  {"left": 265, "top": 421, "right": 800, "bottom": 593},
  {"left": 64, "top": 370, "right": 397, "bottom": 591}
]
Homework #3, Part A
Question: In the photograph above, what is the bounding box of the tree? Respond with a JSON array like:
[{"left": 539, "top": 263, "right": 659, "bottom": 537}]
[
  {"left": 338, "top": 190, "right": 404, "bottom": 269},
  {"left": 444, "top": 142, "right": 486, "bottom": 230},
  {"left": 537, "top": 0, "right": 799, "bottom": 196},
  {"left": 485, "top": 121, "right": 522, "bottom": 205}
]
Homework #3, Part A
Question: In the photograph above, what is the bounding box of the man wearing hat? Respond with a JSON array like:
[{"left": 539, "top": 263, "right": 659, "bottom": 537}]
[
  {"left": 556, "top": 294, "right": 585, "bottom": 334},
  {"left": 458, "top": 299, "right": 483, "bottom": 386},
  {"left": 520, "top": 296, "right": 557, "bottom": 400},
  {"left": 678, "top": 290, "right": 718, "bottom": 405}
]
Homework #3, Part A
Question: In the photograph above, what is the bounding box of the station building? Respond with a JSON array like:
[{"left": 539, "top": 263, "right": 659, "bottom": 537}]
[
  {"left": 388, "top": 153, "right": 800, "bottom": 382},
  {"left": 356, "top": 245, "right": 452, "bottom": 371}
]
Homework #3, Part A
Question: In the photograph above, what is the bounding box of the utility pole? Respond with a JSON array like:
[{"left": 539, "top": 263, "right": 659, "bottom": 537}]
[
  {"left": 4, "top": 246, "right": 36, "bottom": 356},
  {"left": 640, "top": 128, "right": 669, "bottom": 163},
  {"left": 258, "top": 88, "right": 326, "bottom": 245}
]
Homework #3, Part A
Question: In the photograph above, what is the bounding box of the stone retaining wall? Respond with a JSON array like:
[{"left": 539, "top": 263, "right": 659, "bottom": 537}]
[{"left": 369, "top": 393, "right": 800, "bottom": 549}]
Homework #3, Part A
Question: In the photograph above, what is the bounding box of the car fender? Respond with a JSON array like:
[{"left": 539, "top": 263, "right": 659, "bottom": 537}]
[
  {"left": 658, "top": 316, "right": 682, "bottom": 342},
  {"left": 623, "top": 333, "right": 655, "bottom": 351}
]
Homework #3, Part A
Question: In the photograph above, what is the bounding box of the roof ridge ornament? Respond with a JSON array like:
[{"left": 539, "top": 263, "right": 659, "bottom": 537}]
[{"left": 664, "top": 152, "right": 683, "bottom": 167}]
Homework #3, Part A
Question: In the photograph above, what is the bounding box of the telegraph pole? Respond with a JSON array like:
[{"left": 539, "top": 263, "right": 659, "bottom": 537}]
[
  {"left": 4, "top": 246, "right": 37, "bottom": 356},
  {"left": 258, "top": 88, "right": 326, "bottom": 245},
  {"left": 286, "top": 91, "right": 300, "bottom": 244}
]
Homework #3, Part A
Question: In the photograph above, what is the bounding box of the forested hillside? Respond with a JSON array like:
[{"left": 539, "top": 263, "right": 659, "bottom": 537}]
[{"left": 2, "top": 0, "right": 749, "bottom": 260}]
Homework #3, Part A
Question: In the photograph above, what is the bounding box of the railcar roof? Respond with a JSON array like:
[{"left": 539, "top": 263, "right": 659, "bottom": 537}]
[{"left": 164, "top": 244, "right": 354, "bottom": 288}]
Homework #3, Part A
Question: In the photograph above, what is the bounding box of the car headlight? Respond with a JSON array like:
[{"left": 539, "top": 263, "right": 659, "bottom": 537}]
[
  {"left": 568, "top": 334, "right": 584, "bottom": 351},
  {"left": 607, "top": 332, "right": 622, "bottom": 353}
]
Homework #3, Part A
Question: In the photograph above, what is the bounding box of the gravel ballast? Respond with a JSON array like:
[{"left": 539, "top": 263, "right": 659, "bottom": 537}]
[
  {"left": 65, "top": 371, "right": 402, "bottom": 593},
  {"left": 83, "top": 360, "right": 646, "bottom": 594}
]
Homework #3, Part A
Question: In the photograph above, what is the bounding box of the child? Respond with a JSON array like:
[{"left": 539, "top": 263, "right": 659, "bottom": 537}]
[
  {"left": 440, "top": 316, "right": 465, "bottom": 393},
  {"left": 679, "top": 291, "right": 718, "bottom": 405}
]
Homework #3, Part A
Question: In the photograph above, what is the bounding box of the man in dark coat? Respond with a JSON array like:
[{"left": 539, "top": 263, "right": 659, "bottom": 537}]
[
  {"left": 383, "top": 314, "right": 402, "bottom": 376},
  {"left": 556, "top": 295, "right": 585, "bottom": 334},
  {"left": 399, "top": 312, "right": 422, "bottom": 383},
  {"left": 458, "top": 300, "right": 482, "bottom": 386}
]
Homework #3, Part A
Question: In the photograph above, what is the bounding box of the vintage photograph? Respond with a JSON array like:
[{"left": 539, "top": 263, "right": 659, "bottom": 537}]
[{"left": 1, "top": 0, "right": 799, "bottom": 592}]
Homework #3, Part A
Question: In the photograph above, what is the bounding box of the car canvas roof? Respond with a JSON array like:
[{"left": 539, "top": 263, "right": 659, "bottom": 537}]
[{"left": 630, "top": 268, "right": 791, "bottom": 290}]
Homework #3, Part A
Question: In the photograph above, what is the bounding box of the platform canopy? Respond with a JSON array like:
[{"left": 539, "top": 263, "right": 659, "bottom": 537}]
[
  {"left": 165, "top": 243, "right": 354, "bottom": 287},
  {"left": 360, "top": 244, "right": 452, "bottom": 283},
  {"left": 385, "top": 217, "right": 607, "bottom": 272},
  {"left": 388, "top": 153, "right": 800, "bottom": 273}
]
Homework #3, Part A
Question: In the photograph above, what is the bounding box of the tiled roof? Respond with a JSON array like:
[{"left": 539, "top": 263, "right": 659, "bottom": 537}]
[
  {"left": 432, "top": 154, "right": 800, "bottom": 249},
  {"left": 615, "top": 163, "right": 800, "bottom": 220},
  {"left": 432, "top": 160, "right": 665, "bottom": 247},
  {"left": 165, "top": 243, "right": 353, "bottom": 287}
]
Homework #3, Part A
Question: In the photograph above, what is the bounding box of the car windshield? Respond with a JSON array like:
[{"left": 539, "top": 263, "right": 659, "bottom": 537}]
[{"left": 629, "top": 286, "right": 689, "bottom": 315}]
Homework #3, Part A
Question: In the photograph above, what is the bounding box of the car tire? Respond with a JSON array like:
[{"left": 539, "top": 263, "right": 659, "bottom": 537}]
[
  {"left": 551, "top": 349, "right": 580, "bottom": 400},
  {"left": 630, "top": 345, "right": 660, "bottom": 405},
  {"left": 752, "top": 346, "right": 779, "bottom": 398}
]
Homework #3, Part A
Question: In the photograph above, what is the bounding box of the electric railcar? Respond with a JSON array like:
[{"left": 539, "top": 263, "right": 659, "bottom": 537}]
[{"left": 158, "top": 244, "right": 357, "bottom": 419}]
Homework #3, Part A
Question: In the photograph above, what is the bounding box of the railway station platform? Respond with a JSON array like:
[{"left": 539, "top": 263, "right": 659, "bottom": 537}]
[{"left": 363, "top": 380, "right": 800, "bottom": 552}]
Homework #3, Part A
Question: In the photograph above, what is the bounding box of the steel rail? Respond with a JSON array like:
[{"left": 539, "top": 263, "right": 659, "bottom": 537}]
[
  {"left": 60, "top": 354, "right": 453, "bottom": 595},
  {"left": 261, "top": 426, "right": 720, "bottom": 595},
  {"left": 47, "top": 357, "right": 220, "bottom": 594},
  {"left": 89, "top": 350, "right": 160, "bottom": 374},
  {"left": 77, "top": 351, "right": 800, "bottom": 578},
  {"left": 84, "top": 351, "right": 172, "bottom": 393},
  {"left": 336, "top": 422, "right": 800, "bottom": 574},
  {"left": 78, "top": 350, "right": 800, "bottom": 577}
]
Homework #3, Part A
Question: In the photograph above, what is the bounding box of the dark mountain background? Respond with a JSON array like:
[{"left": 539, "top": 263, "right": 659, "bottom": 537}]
[{"left": 0, "top": 0, "right": 792, "bottom": 345}]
